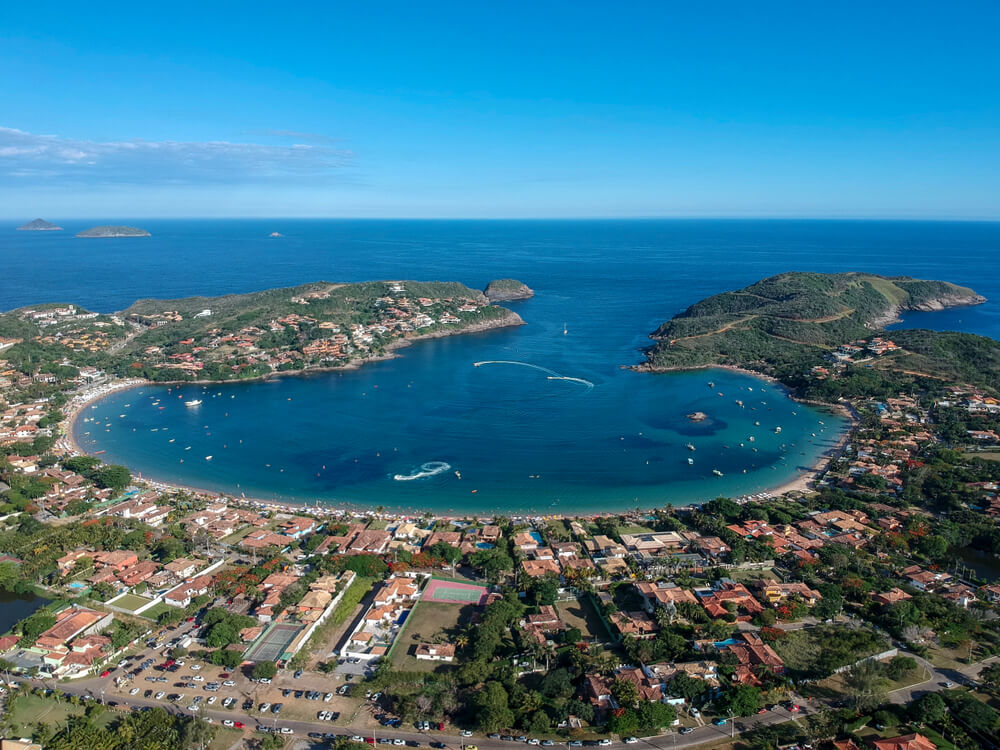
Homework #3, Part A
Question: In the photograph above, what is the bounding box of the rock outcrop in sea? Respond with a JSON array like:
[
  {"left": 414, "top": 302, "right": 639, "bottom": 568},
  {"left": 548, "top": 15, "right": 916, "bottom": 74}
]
[{"left": 484, "top": 278, "right": 533, "bottom": 302}]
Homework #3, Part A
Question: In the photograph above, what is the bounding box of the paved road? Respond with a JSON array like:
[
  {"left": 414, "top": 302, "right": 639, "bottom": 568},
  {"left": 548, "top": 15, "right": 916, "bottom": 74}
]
[
  {"left": 27, "top": 647, "right": 994, "bottom": 749},
  {"left": 25, "top": 676, "right": 821, "bottom": 750}
]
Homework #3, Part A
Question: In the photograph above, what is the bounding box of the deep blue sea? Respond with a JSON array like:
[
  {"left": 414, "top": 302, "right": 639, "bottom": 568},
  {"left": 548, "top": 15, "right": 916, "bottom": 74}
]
[{"left": 4, "top": 219, "right": 999, "bottom": 514}]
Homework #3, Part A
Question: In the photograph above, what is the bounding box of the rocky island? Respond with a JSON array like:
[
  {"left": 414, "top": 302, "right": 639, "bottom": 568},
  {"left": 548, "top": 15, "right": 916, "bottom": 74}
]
[
  {"left": 0, "top": 279, "right": 526, "bottom": 383},
  {"left": 16, "top": 218, "right": 62, "bottom": 231},
  {"left": 75, "top": 225, "right": 151, "bottom": 238},
  {"left": 639, "top": 271, "right": 998, "bottom": 393},
  {"left": 484, "top": 278, "right": 534, "bottom": 302}
]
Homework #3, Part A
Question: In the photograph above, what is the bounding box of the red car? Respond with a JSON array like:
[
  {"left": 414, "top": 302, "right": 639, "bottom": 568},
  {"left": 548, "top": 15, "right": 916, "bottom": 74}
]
[
  {"left": 788, "top": 704, "right": 801, "bottom": 713},
  {"left": 186, "top": 617, "right": 195, "bottom": 622},
  {"left": 757, "top": 708, "right": 769, "bottom": 714},
  {"left": 219, "top": 673, "right": 229, "bottom": 679},
  {"left": 100, "top": 670, "right": 111, "bottom": 678},
  {"left": 234, "top": 721, "right": 245, "bottom": 729}
]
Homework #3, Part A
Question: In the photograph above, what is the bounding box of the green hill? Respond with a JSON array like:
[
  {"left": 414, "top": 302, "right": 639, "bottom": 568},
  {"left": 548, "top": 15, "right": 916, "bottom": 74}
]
[{"left": 641, "top": 271, "right": 995, "bottom": 390}]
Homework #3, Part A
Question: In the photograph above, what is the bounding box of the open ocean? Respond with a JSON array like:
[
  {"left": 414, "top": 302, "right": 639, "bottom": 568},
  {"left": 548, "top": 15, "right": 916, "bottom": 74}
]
[{"left": 4, "top": 219, "right": 999, "bottom": 514}]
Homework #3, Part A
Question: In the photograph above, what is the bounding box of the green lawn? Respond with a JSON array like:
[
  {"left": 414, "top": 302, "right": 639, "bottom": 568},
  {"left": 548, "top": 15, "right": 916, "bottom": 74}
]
[
  {"left": 330, "top": 576, "right": 376, "bottom": 627},
  {"left": 6, "top": 692, "right": 117, "bottom": 735},
  {"left": 140, "top": 602, "right": 173, "bottom": 621},
  {"left": 391, "top": 600, "right": 469, "bottom": 673},
  {"left": 963, "top": 451, "right": 1000, "bottom": 462},
  {"left": 617, "top": 524, "right": 655, "bottom": 535},
  {"left": 208, "top": 726, "right": 246, "bottom": 750},
  {"left": 220, "top": 526, "right": 255, "bottom": 545},
  {"left": 556, "top": 596, "right": 613, "bottom": 642},
  {"left": 111, "top": 593, "right": 155, "bottom": 612}
]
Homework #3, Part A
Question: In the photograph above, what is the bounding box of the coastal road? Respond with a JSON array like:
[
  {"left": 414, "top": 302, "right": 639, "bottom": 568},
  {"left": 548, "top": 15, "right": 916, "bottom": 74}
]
[{"left": 26, "top": 675, "right": 822, "bottom": 750}]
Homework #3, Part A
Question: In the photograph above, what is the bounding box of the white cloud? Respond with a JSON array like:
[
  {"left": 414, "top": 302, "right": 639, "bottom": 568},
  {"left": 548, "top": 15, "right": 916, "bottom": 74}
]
[{"left": 0, "top": 126, "right": 354, "bottom": 185}]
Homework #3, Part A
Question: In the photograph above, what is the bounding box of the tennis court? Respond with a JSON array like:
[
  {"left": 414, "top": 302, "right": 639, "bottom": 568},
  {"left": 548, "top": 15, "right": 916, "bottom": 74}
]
[
  {"left": 244, "top": 622, "right": 303, "bottom": 663},
  {"left": 423, "top": 578, "right": 489, "bottom": 605}
]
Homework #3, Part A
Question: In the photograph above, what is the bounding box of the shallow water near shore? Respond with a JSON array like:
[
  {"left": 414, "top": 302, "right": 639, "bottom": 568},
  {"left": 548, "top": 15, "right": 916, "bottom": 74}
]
[{"left": 7, "top": 219, "right": 998, "bottom": 513}]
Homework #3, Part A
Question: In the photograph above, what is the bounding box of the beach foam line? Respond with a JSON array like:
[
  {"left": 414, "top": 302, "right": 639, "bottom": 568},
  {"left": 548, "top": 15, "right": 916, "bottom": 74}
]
[{"left": 393, "top": 461, "right": 452, "bottom": 481}]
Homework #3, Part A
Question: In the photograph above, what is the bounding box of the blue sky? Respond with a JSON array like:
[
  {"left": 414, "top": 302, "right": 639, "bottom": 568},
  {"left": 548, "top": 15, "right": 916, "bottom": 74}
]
[{"left": 1, "top": 2, "right": 998, "bottom": 219}]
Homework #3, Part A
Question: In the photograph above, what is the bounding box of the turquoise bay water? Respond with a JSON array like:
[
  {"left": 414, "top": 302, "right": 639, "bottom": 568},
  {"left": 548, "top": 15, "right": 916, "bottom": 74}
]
[
  {"left": 4, "top": 219, "right": 997, "bottom": 514},
  {"left": 76, "top": 342, "right": 841, "bottom": 514}
]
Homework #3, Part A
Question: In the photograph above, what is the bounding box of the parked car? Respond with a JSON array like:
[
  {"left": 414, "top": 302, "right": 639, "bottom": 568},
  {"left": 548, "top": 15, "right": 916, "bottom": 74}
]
[{"left": 712, "top": 718, "right": 727, "bottom": 726}]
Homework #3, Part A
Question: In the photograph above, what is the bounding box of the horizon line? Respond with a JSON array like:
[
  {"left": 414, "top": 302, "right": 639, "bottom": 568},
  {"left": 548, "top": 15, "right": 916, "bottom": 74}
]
[{"left": 4, "top": 215, "right": 1000, "bottom": 223}]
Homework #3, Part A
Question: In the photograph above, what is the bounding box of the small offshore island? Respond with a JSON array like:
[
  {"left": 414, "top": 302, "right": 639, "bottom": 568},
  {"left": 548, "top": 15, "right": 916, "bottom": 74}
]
[
  {"left": 16, "top": 218, "right": 62, "bottom": 231},
  {"left": 75, "top": 225, "right": 152, "bottom": 238}
]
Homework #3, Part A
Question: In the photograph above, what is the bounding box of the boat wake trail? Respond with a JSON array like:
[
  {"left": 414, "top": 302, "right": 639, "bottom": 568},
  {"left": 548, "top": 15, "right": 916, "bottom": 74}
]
[
  {"left": 393, "top": 461, "right": 452, "bottom": 481},
  {"left": 474, "top": 361, "right": 594, "bottom": 390}
]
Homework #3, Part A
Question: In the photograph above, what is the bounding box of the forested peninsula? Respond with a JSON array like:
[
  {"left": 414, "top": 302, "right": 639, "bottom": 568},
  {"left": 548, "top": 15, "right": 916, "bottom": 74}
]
[
  {"left": 0, "top": 279, "right": 526, "bottom": 383},
  {"left": 640, "top": 272, "right": 998, "bottom": 399}
]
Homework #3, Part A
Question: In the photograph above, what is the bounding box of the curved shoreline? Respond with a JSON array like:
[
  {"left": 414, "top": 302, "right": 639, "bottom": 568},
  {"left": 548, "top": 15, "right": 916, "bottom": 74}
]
[{"left": 63, "top": 361, "right": 852, "bottom": 519}]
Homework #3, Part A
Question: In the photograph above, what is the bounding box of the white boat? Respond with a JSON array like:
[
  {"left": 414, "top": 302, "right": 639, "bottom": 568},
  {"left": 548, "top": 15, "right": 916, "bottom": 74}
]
[
  {"left": 775, "top": 426, "right": 782, "bottom": 434},
  {"left": 185, "top": 399, "right": 202, "bottom": 407},
  {"left": 686, "top": 443, "right": 696, "bottom": 451},
  {"left": 687, "top": 458, "right": 694, "bottom": 465},
  {"left": 712, "top": 469, "right": 724, "bottom": 476},
  {"left": 205, "top": 455, "right": 213, "bottom": 461}
]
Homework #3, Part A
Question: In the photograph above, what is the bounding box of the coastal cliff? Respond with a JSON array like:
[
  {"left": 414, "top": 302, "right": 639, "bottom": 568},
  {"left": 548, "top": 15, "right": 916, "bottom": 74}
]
[
  {"left": 638, "top": 271, "right": 998, "bottom": 392},
  {"left": 76, "top": 225, "right": 151, "bottom": 238},
  {"left": 484, "top": 278, "right": 533, "bottom": 302}
]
